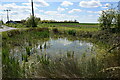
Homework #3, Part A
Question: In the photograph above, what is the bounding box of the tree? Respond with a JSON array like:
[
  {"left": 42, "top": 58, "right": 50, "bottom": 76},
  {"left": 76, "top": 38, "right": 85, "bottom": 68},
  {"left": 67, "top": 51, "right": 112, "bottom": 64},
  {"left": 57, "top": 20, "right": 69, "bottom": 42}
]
[
  {"left": 21, "top": 19, "right": 26, "bottom": 24},
  {"left": 98, "top": 9, "right": 115, "bottom": 30},
  {"left": 25, "top": 15, "right": 40, "bottom": 27},
  {"left": 0, "top": 20, "right": 4, "bottom": 24},
  {"left": 74, "top": 20, "right": 77, "bottom": 22},
  {"left": 114, "top": 10, "right": 120, "bottom": 29}
]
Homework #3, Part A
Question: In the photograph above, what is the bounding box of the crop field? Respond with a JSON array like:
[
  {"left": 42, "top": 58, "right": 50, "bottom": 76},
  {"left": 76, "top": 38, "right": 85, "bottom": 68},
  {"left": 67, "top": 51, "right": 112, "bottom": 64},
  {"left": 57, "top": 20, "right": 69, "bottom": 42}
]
[{"left": 37, "top": 23, "right": 99, "bottom": 32}]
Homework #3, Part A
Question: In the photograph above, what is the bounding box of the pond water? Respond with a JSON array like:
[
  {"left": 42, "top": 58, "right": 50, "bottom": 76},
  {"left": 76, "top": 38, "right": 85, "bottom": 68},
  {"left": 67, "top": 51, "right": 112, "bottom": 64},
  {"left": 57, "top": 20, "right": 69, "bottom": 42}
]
[
  {"left": 9, "top": 36, "right": 96, "bottom": 61},
  {"left": 37, "top": 37, "right": 94, "bottom": 56}
]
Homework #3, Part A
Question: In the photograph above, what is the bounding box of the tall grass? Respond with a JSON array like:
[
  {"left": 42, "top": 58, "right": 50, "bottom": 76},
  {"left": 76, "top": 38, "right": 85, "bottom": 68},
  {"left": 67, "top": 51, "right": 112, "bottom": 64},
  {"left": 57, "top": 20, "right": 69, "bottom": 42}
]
[
  {"left": 20, "top": 50, "right": 120, "bottom": 78},
  {"left": 2, "top": 48, "right": 22, "bottom": 78},
  {"left": 2, "top": 28, "right": 50, "bottom": 78}
]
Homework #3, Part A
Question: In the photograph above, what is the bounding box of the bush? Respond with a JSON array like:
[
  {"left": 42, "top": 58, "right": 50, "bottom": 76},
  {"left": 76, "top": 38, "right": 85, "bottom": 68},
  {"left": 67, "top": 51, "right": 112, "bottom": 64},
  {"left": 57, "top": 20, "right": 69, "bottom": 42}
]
[
  {"left": 52, "top": 28, "right": 59, "bottom": 34},
  {"left": 68, "top": 30, "right": 76, "bottom": 36},
  {"left": 25, "top": 15, "right": 40, "bottom": 27},
  {"left": 98, "top": 9, "right": 115, "bottom": 30},
  {"left": 98, "top": 8, "right": 120, "bottom": 32}
]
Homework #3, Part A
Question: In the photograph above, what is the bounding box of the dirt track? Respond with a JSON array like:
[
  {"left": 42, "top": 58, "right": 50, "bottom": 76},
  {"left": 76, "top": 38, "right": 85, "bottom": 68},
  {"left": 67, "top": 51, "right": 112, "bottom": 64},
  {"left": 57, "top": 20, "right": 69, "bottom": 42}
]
[{"left": 0, "top": 25, "right": 17, "bottom": 32}]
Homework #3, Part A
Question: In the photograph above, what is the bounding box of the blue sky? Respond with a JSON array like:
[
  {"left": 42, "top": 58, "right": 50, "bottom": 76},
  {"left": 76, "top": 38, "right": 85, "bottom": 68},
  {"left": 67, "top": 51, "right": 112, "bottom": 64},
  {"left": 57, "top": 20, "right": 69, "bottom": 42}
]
[{"left": 0, "top": 0, "right": 119, "bottom": 23}]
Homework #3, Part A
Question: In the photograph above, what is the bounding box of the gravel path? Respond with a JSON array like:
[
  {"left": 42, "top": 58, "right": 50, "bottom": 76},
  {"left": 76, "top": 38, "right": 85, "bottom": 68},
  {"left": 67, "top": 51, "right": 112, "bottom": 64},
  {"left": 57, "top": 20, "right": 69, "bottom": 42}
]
[{"left": 0, "top": 25, "right": 17, "bottom": 32}]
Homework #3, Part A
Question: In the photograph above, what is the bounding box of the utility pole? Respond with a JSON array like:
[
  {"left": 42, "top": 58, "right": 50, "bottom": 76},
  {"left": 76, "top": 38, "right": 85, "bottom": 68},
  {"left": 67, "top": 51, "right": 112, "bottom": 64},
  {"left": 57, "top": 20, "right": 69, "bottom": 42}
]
[
  {"left": 118, "top": 1, "right": 120, "bottom": 11},
  {"left": 31, "top": 0, "right": 36, "bottom": 27},
  {"left": 4, "top": 9, "right": 11, "bottom": 22},
  {"left": 118, "top": 1, "right": 120, "bottom": 29},
  {"left": 1, "top": 16, "right": 3, "bottom": 24}
]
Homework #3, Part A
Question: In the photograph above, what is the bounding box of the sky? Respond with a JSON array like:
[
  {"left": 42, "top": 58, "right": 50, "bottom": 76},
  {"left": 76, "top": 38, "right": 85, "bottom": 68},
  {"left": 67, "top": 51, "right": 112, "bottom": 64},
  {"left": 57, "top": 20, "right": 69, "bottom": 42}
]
[{"left": 0, "top": 0, "right": 119, "bottom": 23}]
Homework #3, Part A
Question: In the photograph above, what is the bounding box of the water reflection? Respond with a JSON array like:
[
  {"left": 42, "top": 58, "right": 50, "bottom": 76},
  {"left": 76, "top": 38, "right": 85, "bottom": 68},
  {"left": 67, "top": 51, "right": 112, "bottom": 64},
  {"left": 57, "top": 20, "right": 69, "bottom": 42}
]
[
  {"left": 35, "top": 38, "right": 95, "bottom": 57},
  {"left": 9, "top": 37, "right": 96, "bottom": 60}
]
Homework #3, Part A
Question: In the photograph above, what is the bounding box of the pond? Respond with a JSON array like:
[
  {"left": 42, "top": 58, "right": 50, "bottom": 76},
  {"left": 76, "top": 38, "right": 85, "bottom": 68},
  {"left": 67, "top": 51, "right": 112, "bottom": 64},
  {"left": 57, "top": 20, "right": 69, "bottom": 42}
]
[
  {"left": 3, "top": 29, "right": 118, "bottom": 78},
  {"left": 8, "top": 36, "right": 96, "bottom": 62}
]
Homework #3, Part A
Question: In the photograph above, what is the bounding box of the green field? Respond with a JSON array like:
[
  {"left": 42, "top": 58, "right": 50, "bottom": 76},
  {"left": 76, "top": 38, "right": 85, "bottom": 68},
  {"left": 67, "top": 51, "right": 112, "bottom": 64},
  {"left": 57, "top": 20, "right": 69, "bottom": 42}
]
[{"left": 37, "top": 23, "right": 99, "bottom": 32}]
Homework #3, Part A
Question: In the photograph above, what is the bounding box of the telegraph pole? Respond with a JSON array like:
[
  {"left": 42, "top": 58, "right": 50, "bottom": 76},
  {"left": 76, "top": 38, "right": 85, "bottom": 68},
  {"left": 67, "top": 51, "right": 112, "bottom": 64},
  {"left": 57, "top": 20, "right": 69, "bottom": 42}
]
[
  {"left": 31, "top": 0, "right": 36, "bottom": 27},
  {"left": 118, "top": 1, "right": 120, "bottom": 28},
  {"left": 118, "top": 1, "right": 120, "bottom": 11},
  {"left": 4, "top": 9, "right": 11, "bottom": 22}
]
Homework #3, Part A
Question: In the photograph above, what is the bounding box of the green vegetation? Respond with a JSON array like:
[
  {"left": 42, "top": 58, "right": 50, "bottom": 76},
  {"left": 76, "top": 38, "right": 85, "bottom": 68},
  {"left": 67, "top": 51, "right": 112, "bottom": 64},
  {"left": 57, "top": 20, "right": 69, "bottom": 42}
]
[
  {"left": 5, "top": 23, "right": 26, "bottom": 28},
  {"left": 2, "top": 48, "right": 22, "bottom": 78},
  {"left": 0, "top": 20, "right": 3, "bottom": 24},
  {"left": 68, "top": 30, "right": 76, "bottom": 36},
  {"left": 98, "top": 9, "right": 120, "bottom": 32},
  {"left": 25, "top": 15, "right": 40, "bottom": 27},
  {"left": 37, "top": 23, "right": 99, "bottom": 32},
  {"left": 2, "top": 26, "right": 120, "bottom": 78},
  {"left": 1, "top": 5, "right": 120, "bottom": 79},
  {"left": 45, "top": 23, "right": 98, "bottom": 26},
  {"left": 2, "top": 28, "right": 50, "bottom": 78},
  {"left": 40, "top": 19, "right": 79, "bottom": 23}
]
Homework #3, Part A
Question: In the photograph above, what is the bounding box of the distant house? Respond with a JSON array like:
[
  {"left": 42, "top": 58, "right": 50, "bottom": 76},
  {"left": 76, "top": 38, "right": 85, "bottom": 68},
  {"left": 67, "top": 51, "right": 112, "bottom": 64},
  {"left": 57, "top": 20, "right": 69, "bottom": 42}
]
[{"left": 6, "top": 21, "right": 17, "bottom": 24}]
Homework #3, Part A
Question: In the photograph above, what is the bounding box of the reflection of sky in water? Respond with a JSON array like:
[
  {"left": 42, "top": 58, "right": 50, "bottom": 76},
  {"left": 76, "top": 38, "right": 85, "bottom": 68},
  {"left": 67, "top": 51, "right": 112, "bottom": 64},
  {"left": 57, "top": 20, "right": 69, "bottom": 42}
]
[
  {"left": 37, "top": 38, "right": 94, "bottom": 56},
  {"left": 10, "top": 38, "right": 95, "bottom": 60},
  {"left": 10, "top": 37, "right": 95, "bottom": 61}
]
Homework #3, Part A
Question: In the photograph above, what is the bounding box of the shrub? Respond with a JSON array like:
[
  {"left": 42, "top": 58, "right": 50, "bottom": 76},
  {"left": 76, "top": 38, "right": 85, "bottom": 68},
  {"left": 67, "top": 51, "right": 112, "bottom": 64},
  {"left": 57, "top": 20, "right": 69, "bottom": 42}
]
[
  {"left": 68, "top": 30, "right": 76, "bottom": 36},
  {"left": 98, "top": 8, "right": 120, "bottom": 32},
  {"left": 25, "top": 15, "right": 40, "bottom": 27},
  {"left": 52, "top": 28, "right": 59, "bottom": 34},
  {"left": 98, "top": 9, "right": 115, "bottom": 30}
]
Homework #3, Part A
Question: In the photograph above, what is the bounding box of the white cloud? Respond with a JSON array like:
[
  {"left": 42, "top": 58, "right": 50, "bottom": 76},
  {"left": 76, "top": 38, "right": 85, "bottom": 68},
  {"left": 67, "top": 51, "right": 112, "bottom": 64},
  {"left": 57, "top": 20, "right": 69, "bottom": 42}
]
[
  {"left": 105, "top": 3, "right": 111, "bottom": 7},
  {"left": 87, "top": 10, "right": 102, "bottom": 14},
  {"left": 102, "top": 7, "right": 108, "bottom": 8},
  {"left": 44, "top": 11, "right": 58, "bottom": 15},
  {"left": 88, "top": 15, "right": 94, "bottom": 17},
  {"left": 61, "top": 1, "right": 73, "bottom": 7},
  {"left": 68, "top": 9, "right": 82, "bottom": 13},
  {"left": 102, "top": 3, "right": 110, "bottom": 8},
  {"left": 0, "top": 12, "right": 5, "bottom": 15},
  {"left": 0, "top": 3, "right": 32, "bottom": 22},
  {"left": 97, "top": 11, "right": 102, "bottom": 14},
  {"left": 43, "top": 10, "right": 79, "bottom": 22},
  {"left": 27, "top": 0, "right": 49, "bottom": 7},
  {"left": 22, "top": 3, "right": 30, "bottom": 6},
  {"left": 2, "top": 3, "right": 31, "bottom": 11},
  {"left": 34, "top": 0, "right": 49, "bottom": 7},
  {"left": 57, "top": 7, "right": 65, "bottom": 12},
  {"left": 79, "top": 0, "right": 102, "bottom": 8},
  {"left": 87, "top": 11, "right": 97, "bottom": 13},
  {"left": 39, "top": 10, "right": 44, "bottom": 12},
  {"left": 66, "top": 8, "right": 68, "bottom": 9}
]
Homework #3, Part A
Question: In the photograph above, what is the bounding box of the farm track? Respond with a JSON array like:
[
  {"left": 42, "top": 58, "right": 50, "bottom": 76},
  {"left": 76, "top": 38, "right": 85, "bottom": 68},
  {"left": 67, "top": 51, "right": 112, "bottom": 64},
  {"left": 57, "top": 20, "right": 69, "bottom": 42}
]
[{"left": 0, "top": 25, "right": 17, "bottom": 32}]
